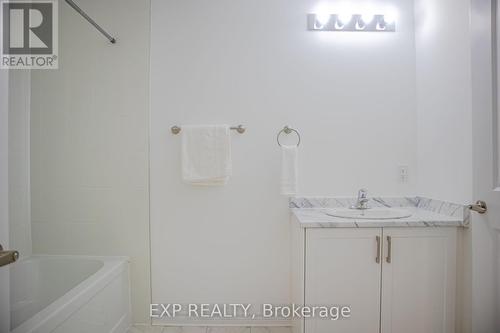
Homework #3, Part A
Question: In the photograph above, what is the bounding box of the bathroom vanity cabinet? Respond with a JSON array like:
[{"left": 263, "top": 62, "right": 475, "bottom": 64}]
[{"left": 291, "top": 226, "right": 457, "bottom": 333}]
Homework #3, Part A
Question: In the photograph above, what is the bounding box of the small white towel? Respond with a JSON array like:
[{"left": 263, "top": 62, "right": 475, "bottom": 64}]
[
  {"left": 181, "top": 125, "right": 232, "bottom": 186},
  {"left": 281, "top": 145, "right": 298, "bottom": 196}
]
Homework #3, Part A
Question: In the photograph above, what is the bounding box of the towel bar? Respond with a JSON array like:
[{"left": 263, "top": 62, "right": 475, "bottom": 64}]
[
  {"left": 171, "top": 125, "right": 245, "bottom": 135},
  {"left": 277, "top": 126, "right": 301, "bottom": 147}
]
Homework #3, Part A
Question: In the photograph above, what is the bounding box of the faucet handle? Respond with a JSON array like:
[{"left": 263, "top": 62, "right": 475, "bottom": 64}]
[
  {"left": 352, "top": 189, "right": 370, "bottom": 209},
  {"left": 358, "top": 188, "right": 368, "bottom": 198}
]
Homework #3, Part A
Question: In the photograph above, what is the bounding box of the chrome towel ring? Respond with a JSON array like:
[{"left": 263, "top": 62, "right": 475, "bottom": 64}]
[{"left": 277, "top": 126, "right": 301, "bottom": 147}]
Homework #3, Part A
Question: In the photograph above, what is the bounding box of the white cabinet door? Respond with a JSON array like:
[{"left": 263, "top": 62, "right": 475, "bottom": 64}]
[
  {"left": 380, "top": 228, "right": 457, "bottom": 333},
  {"left": 305, "top": 228, "right": 382, "bottom": 333}
]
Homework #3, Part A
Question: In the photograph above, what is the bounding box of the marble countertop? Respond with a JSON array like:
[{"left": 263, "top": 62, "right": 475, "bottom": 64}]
[
  {"left": 292, "top": 207, "right": 463, "bottom": 228},
  {"left": 290, "top": 196, "right": 468, "bottom": 228}
]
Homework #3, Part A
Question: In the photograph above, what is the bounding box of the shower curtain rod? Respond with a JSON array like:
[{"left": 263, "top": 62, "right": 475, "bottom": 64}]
[{"left": 64, "top": 0, "right": 116, "bottom": 44}]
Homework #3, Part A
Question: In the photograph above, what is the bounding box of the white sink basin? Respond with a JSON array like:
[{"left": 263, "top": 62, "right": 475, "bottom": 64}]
[{"left": 324, "top": 208, "right": 412, "bottom": 220}]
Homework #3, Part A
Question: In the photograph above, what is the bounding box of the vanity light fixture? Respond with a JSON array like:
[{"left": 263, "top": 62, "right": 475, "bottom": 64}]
[{"left": 307, "top": 13, "right": 396, "bottom": 32}]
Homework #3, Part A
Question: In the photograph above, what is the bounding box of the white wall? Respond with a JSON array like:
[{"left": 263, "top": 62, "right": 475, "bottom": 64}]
[
  {"left": 150, "top": 0, "right": 418, "bottom": 324},
  {"left": 414, "top": 0, "right": 473, "bottom": 204},
  {"left": 30, "top": 0, "right": 151, "bottom": 324},
  {"left": 8, "top": 71, "right": 32, "bottom": 258}
]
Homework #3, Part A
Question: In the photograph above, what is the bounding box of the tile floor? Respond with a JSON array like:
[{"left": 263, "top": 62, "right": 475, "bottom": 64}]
[{"left": 128, "top": 326, "right": 292, "bottom": 333}]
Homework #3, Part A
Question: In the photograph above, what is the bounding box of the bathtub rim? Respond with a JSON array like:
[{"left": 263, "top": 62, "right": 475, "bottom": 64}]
[{"left": 11, "top": 255, "right": 130, "bottom": 333}]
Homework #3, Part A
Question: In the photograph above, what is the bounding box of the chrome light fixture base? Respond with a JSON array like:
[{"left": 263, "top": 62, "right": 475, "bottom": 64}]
[{"left": 307, "top": 14, "right": 396, "bottom": 32}]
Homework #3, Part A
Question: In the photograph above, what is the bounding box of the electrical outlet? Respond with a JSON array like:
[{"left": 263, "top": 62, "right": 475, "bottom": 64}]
[{"left": 398, "top": 165, "right": 409, "bottom": 183}]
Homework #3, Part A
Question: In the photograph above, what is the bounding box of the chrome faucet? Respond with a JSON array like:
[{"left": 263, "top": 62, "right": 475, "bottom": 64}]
[{"left": 351, "top": 189, "right": 370, "bottom": 210}]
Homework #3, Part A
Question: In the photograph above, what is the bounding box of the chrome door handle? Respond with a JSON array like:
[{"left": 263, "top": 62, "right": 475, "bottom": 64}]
[
  {"left": 469, "top": 200, "right": 487, "bottom": 214},
  {"left": 0, "top": 244, "right": 19, "bottom": 267},
  {"left": 375, "top": 236, "right": 381, "bottom": 263},
  {"left": 386, "top": 236, "right": 392, "bottom": 263}
]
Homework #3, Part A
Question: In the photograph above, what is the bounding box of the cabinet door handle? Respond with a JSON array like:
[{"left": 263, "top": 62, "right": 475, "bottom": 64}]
[
  {"left": 375, "top": 236, "right": 381, "bottom": 263},
  {"left": 386, "top": 236, "right": 392, "bottom": 263}
]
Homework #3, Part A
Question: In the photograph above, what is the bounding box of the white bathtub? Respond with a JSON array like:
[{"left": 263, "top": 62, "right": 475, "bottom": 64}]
[{"left": 10, "top": 255, "right": 131, "bottom": 333}]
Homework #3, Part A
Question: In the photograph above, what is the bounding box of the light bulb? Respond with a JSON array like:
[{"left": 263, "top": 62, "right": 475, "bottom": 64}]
[
  {"left": 355, "top": 21, "right": 366, "bottom": 30},
  {"left": 376, "top": 22, "right": 387, "bottom": 31},
  {"left": 384, "top": 9, "right": 397, "bottom": 25},
  {"left": 315, "top": 13, "right": 331, "bottom": 26},
  {"left": 361, "top": 14, "right": 374, "bottom": 24},
  {"left": 338, "top": 13, "right": 352, "bottom": 25}
]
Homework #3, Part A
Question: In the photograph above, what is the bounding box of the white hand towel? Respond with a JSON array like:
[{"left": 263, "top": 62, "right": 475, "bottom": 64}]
[
  {"left": 181, "top": 125, "right": 232, "bottom": 186},
  {"left": 281, "top": 145, "right": 298, "bottom": 196}
]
